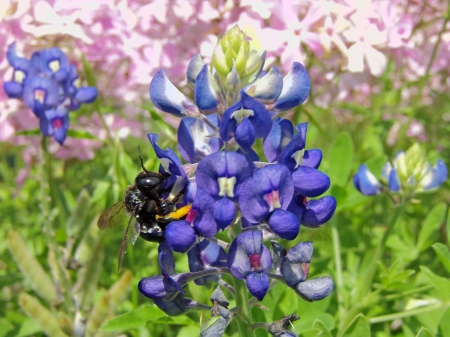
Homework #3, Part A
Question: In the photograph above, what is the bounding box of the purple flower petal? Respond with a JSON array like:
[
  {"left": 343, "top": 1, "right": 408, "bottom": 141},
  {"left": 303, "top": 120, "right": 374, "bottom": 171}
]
[
  {"left": 150, "top": 69, "right": 197, "bottom": 117},
  {"left": 220, "top": 91, "right": 272, "bottom": 141},
  {"left": 273, "top": 62, "right": 311, "bottom": 111},
  {"left": 278, "top": 123, "right": 307, "bottom": 172},
  {"left": 148, "top": 133, "right": 186, "bottom": 178},
  {"left": 158, "top": 242, "right": 175, "bottom": 276},
  {"left": 23, "top": 76, "right": 59, "bottom": 117},
  {"left": 194, "top": 65, "right": 218, "bottom": 113},
  {"left": 291, "top": 166, "right": 330, "bottom": 197},
  {"left": 294, "top": 276, "right": 334, "bottom": 302},
  {"left": 388, "top": 168, "right": 400, "bottom": 192},
  {"left": 138, "top": 273, "right": 188, "bottom": 300},
  {"left": 235, "top": 117, "right": 255, "bottom": 151},
  {"left": 3, "top": 81, "right": 23, "bottom": 98},
  {"left": 280, "top": 242, "right": 313, "bottom": 286},
  {"left": 302, "top": 149, "right": 322, "bottom": 169},
  {"left": 268, "top": 209, "right": 299, "bottom": 240},
  {"left": 246, "top": 66, "right": 283, "bottom": 104},
  {"left": 165, "top": 220, "right": 196, "bottom": 253},
  {"left": 301, "top": 196, "right": 337, "bottom": 228},
  {"left": 191, "top": 189, "right": 220, "bottom": 238},
  {"left": 177, "top": 115, "right": 222, "bottom": 163},
  {"left": 353, "top": 164, "right": 381, "bottom": 196},
  {"left": 188, "top": 240, "right": 227, "bottom": 286},
  {"left": 263, "top": 118, "right": 294, "bottom": 163},
  {"left": 187, "top": 54, "right": 205, "bottom": 88},
  {"left": 246, "top": 272, "right": 270, "bottom": 301},
  {"left": 196, "top": 151, "right": 255, "bottom": 201},
  {"left": 213, "top": 197, "right": 236, "bottom": 230},
  {"left": 240, "top": 164, "right": 294, "bottom": 223},
  {"left": 74, "top": 86, "right": 98, "bottom": 103}
]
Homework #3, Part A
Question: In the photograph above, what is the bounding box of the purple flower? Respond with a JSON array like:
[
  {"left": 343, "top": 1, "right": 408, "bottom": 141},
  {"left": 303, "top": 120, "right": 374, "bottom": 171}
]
[
  {"left": 272, "top": 62, "right": 311, "bottom": 112},
  {"left": 150, "top": 69, "right": 198, "bottom": 117},
  {"left": 39, "top": 107, "right": 69, "bottom": 145},
  {"left": 188, "top": 240, "right": 228, "bottom": 286},
  {"left": 165, "top": 189, "right": 219, "bottom": 253},
  {"left": 38, "top": 47, "right": 71, "bottom": 83},
  {"left": 194, "top": 65, "right": 219, "bottom": 114},
  {"left": 22, "top": 76, "right": 60, "bottom": 117},
  {"left": 177, "top": 115, "right": 223, "bottom": 163},
  {"left": 196, "top": 151, "right": 255, "bottom": 229},
  {"left": 4, "top": 43, "right": 30, "bottom": 98},
  {"left": 138, "top": 243, "right": 186, "bottom": 300},
  {"left": 288, "top": 195, "right": 337, "bottom": 228},
  {"left": 239, "top": 164, "right": 300, "bottom": 240},
  {"left": 353, "top": 164, "right": 381, "bottom": 196},
  {"left": 280, "top": 242, "right": 334, "bottom": 302},
  {"left": 220, "top": 92, "right": 272, "bottom": 151},
  {"left": 227, "top": 230, "right": 272, "bottom": 301}
]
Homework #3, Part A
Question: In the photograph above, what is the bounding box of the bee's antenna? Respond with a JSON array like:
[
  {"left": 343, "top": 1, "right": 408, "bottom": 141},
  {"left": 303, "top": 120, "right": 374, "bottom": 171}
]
[{"left": 138, "top": 145, "right": 149, "bottom": 174}]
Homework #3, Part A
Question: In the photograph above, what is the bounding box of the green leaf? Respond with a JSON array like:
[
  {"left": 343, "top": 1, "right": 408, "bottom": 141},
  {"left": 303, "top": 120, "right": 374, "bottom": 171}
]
[
  {"left": 342, "top": 314, "right": 370, "bottom": 337},
  {"left": 66, "top": 129, "right": 98, "bottom": 140},
  {"left": 415, "top": 327, "right": 434, "bottom": 337},
  {"left": 300, "top": 328, "right": 322, "bottom": 337},
  {"left": 420, "top": 266, "right": 450, "bottom": 299},
  {"left": 328, "top": 132, "right": 354, "bottom": 187},
  {"left": 14, "top": 318, "right": 42, "bottom": 337},
  {"left": 15, "top": 129, "right": 41, "bottom": 136},
  {"left": 81, "top": 55, "right": 97, "bottom": 88},
  {"left": 438, "top": 307, "right": 450, "bottom": 337},
  {"left": 0, "top": 318, "right": 15, "bottom": 337},
  {"left": 100, "top": 305, "right": 165, "bottom": 331},
  {"left": 313, "top": 320, "right": 333, "bottom": 337},
  {"left": 447, "top": 210, "right": 450, "bottom": 246},
  {"left": 417, "top": 203, "right": 446, "bottom": 252},
  {"left": 432, "top": 243, "right": 450, "bottom": 273}
]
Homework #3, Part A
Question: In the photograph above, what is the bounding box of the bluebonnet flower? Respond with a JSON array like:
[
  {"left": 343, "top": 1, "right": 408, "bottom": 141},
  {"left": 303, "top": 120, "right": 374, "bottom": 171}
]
[
  {"left": 136, "top": 25, "right": 337, "bottom": 336},
  {"left": 354, "top": 144, "right": 447, "bottom": 197},
  {"left": 3, "top": 43, "right": 98, "bottom": 145},
  {"left": 227, "top": 230, "right": 272, "bottom": 301}
]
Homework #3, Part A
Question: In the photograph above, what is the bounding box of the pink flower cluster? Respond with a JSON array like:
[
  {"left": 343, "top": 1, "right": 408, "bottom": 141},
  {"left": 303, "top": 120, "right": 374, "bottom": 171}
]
[{"left": 1, "top": 0, "right": 448, "bottom": 161}]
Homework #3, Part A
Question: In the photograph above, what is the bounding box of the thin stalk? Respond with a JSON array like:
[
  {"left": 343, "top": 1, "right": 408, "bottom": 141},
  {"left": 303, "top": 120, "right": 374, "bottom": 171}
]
[
  {"left": 369, "top": 303, "right": 443, "bottom": 324},
  {"left": 232, "top": 278, "right": 255, "bottom": 337},
  {"left": 332, "top": 217, "right": 346, "bottom": 331}
]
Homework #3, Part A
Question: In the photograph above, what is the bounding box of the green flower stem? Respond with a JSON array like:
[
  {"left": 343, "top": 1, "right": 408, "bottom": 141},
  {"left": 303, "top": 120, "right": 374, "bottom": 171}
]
[
  {"left": 232, "top": 277, "right": 255, "bottom": 337},
  {"left": 331, "top": 217, "right": 346, "bottom": 331},
  {"left": 368, "top": 303, "right": 443, "bottom": 324},
  {"left": 40, "top": 137, "right": 73, "bottom": 312}
]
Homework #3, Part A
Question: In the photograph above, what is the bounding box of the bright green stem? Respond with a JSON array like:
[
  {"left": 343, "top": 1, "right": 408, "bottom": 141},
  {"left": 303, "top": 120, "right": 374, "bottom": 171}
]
[
  {"left": 232, "top": 277, "right": 255, "bottom": 337},
  {"left": 332, "top": 218, "right": 346, "bottom": 330},
  {"left": 356, "top": 203, "right": 406, "bottom": 301}
]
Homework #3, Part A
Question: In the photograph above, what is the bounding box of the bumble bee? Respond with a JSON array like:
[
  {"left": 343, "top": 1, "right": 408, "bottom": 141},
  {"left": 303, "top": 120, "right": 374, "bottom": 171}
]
[{"left": 97, "top": 148, "right": 190, "bottom": 270}]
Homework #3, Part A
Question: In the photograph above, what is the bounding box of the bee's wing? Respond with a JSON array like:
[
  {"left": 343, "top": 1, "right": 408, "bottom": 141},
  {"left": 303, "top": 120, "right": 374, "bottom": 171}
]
[
  {"left": 97, "top": 200, "right": 126, "bottom": 230},
  {"left": 118, "top": 215, "right": 134, "bottom": 272},
  {"left": 130, "top": 220, "right": 140, "bottom": 246}
]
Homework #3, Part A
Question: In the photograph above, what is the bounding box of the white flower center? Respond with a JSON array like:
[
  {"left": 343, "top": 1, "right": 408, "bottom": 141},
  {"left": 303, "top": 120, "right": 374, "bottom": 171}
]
[
  {"left": 49, "top": 60, "right": 60, "bottom": 73},
  {"left": 231, "top": 108, "right": 254, "bottom": 124},
  {"left": 291, "top": 149, "right": 305, "bottom": 169},
  {"left": 14, "top": 70, "right": 26, "bottom": 84},
  {"left": 217, "top": 176, "right": 236, "bottom": 198}
]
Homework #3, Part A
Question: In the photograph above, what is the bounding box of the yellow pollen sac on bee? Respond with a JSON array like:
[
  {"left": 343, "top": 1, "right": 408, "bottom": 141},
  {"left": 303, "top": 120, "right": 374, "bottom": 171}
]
[
  {"left": 49, "top": 60, "right": 60, "bottom": 72},
  {"left": 231, "top": 107, "right": 254, "bottom": 124},
  {"left": 14, "top": 70, "right": 26, "bottom": 84},
  {"left": 218, "top": 176, "right": 236, "bottom": 198},
  {"left": 291, "top": 149, "right": 305, "bottom": 169}
]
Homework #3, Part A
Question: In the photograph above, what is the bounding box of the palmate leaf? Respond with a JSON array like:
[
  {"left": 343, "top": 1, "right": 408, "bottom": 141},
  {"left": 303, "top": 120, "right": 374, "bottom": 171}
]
[
  {"left": 420, "top": 266, "right": 450, "bottom": 299},
  {"left": 100, "top": 304, "right": 165, "bottom": 331},
  {"left": 416, "top": 203, "right": 446, "bottom": 253},
  {"left": 415, "top": 327, "right": 434, "bottom": 337},
  {"left": 432, "top": 243, "right": 450, "bottom": 273},
  {"left": 341, "top": 314, "right": 370, "bottom": 337}
]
